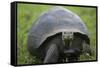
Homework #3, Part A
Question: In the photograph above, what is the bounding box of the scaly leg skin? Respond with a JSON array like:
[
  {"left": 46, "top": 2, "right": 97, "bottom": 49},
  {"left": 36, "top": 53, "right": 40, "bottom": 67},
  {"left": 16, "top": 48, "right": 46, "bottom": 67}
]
[{"left": 43, "top": 44, "right": 59, "bottom": 63}]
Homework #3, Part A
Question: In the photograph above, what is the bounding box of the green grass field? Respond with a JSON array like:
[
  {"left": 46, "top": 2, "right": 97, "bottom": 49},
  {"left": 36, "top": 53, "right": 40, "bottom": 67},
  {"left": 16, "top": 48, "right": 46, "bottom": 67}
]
[{"left": 17, "top": 3, "right": 97, "bottom": 65}]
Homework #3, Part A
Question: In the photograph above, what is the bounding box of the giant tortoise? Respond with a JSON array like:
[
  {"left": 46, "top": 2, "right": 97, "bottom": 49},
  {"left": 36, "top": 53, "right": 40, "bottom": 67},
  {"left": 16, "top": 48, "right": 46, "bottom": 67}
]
[{"left": 28, "top": 6, "right": 92, "bottom": 63}]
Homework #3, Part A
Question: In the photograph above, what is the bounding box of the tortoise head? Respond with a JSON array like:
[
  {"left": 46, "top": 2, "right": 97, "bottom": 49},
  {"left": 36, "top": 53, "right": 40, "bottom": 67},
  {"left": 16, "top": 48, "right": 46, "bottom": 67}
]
[{"left": 62, "top": 31, "right": 92, "bottom": 59}]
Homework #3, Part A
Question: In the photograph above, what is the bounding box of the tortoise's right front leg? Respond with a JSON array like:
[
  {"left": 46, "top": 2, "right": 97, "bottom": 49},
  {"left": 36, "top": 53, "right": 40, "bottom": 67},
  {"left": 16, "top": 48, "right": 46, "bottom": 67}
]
[{"left": 43, "top": 44, "right": 59, "bottom": 63}]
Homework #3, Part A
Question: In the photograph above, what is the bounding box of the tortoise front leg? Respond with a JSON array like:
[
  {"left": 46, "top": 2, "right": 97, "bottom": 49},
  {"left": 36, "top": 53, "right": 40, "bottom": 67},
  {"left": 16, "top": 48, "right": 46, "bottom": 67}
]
[{"left": 43, "top": 44, "right": 59, "bottom": 63}]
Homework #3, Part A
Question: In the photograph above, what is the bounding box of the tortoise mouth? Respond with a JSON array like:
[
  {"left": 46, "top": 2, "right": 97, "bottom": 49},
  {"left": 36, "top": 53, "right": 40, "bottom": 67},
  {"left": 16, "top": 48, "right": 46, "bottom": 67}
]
[
  {"left": 64, "top": 49, "right": 75, "bottom": 57},
  {"left": 64, "top": 49, "right": 75, "bottom": 54},
  {"left": 64, "top": 48, "right": 81, "bottom": 57}
]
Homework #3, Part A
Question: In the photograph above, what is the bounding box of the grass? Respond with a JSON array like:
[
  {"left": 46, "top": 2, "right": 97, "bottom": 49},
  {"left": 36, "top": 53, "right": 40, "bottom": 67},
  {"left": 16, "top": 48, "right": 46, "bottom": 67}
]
[{"left": 17, "top": 3, "right": 97, "bottom": 65}]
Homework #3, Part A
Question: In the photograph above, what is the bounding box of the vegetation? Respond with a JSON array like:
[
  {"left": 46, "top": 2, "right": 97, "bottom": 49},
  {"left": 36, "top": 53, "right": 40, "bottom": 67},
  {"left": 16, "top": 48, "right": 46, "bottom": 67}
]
[{"left": 17, "top": 3, "right": 97, "bottom": 65}]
